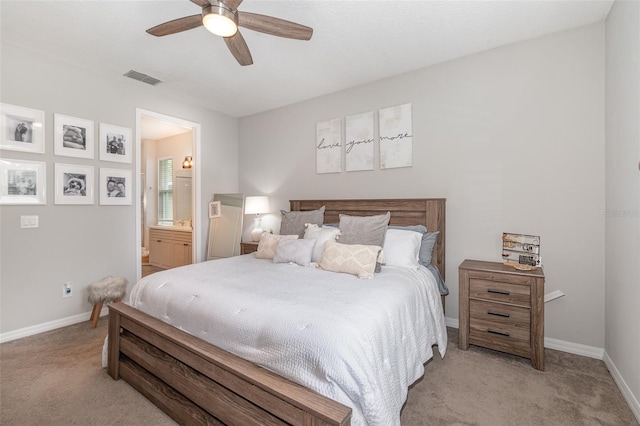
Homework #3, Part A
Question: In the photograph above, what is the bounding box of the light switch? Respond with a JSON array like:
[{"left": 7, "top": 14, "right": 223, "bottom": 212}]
[{"left": 20, "top": 215, "right": 39, "bottom": 228}]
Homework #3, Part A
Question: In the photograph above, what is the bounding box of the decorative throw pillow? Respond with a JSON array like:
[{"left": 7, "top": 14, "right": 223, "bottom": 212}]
[
  {"left": 279, "top": 206, "right": 325, "bottom": 238},
  {"left": 382, "top": 229, "right": 422, "bottom": 269},
  {"left": 255, "top": 233, "right": 299, "bottom": 260},
  {"left": 273, "top": 238, "right": 316, "bottom": 266},
  {"left": 338, "top": 212, "right": 390, "bottom": 272},
  {"left": 303, "top": 224, "right": 341, "bottom": 263},
  {"left": 319, "top": 241, "right": 382, "bottom": 279}
]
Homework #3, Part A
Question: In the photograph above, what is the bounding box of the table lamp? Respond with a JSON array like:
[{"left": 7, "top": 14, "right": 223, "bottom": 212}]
[{"left": 244, "top": 196, "right": 269, "bottom": 241}]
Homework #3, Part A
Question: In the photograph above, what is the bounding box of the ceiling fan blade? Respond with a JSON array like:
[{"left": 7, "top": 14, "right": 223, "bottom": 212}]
[
  {"left": 238, "top": 11, "right": 313, "bottom": 40},
  {"left": 224, "top": 0, "right": 244, "bottom": 10},
  {"left": 147, "top": 14, "right": 203, "bottom": 37},
  {"left": 224, "top": 31, "right": 253, "bottom": 66},
  {"left": 189, "top": 0, "right": 210, "bottom": 7}
]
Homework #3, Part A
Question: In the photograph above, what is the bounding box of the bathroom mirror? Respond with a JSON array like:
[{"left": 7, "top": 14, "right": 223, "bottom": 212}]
[{"left": 206, "top": 193, "right": 244, "bottom": 260}]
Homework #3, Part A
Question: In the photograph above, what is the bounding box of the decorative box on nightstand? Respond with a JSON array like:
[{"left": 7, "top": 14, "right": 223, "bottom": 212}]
[
  {"left": 458, "top": 259, "right": 545, "bottom": 371},
  {"left": 240, "top": 241, "right": 259, "bottom": 255}
]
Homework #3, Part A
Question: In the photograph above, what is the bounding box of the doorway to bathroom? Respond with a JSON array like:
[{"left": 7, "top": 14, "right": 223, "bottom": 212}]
[{"left": 135, "top": 109, "right": 201, "bottom": 280}]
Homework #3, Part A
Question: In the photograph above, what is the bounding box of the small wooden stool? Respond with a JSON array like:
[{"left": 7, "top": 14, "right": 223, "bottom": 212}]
[{"left": 87, "top": 276, "right": 127, "bottom": 328}]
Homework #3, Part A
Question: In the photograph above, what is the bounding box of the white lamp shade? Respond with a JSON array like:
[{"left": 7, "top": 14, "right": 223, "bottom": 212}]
[{"left": 244, "top": 196, "right": 269, "bottom": 215}]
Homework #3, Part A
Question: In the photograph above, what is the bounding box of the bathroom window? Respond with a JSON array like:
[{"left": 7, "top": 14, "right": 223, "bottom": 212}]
[{"left": 158, "top": 157, "right": 173, "bottom": 224}]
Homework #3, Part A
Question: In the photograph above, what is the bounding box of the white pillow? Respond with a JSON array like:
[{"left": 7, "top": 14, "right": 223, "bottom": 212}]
[
  {"left": 303, "top": 224, "right": 341, "bottom": 263},
  {"left": 382, "top": 229, "right": 422, "bottom": 269}
]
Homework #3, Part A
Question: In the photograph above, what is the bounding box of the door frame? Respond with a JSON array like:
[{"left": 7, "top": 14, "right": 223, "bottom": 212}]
[{"left": 135, "top": 108, "right": 202, "bottom": 280}]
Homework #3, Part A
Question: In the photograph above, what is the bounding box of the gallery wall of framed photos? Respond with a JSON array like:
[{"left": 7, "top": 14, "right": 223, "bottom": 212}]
[{"left": 0, "top": 102, "right": 133, "bottom": 206}]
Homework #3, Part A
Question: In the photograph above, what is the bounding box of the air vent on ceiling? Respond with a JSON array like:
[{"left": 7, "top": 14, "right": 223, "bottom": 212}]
[{"left": 123, "top": 70, "right": 162, "bottom": 86}]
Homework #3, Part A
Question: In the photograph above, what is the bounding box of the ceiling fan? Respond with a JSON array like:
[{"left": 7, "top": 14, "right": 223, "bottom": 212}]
[{"left": 146, "top": 0, "right": 313, "bottom": 66}]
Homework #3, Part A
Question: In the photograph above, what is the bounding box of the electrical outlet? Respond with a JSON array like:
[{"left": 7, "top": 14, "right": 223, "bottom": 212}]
[{"left": 63, "top": 282, "right": 72, "bottom": 298}]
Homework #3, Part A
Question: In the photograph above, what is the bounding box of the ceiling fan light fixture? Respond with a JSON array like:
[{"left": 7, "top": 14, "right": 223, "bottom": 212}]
[{"left": 202, "top": 3, "right": 238, "bottom": 37}]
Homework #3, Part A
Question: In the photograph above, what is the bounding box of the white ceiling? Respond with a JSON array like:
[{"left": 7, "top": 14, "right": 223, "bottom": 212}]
[{"left": 1, "top": 1, "right": 613, "bottom": 119}]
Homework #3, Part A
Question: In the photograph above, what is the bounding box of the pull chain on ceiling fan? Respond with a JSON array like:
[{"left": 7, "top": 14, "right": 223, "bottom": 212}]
[{"left": 146, "top": 0, "right": 313, "bottom": 66}]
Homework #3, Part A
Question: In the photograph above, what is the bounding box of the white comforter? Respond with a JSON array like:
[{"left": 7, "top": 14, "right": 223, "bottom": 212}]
[{"left": 128, "top": 254, "right": 447, "bottom": 426}]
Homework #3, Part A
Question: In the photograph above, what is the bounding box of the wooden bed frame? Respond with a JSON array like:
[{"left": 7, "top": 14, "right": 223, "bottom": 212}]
[{"left": 108, "top": 198, "right": 446, "bottom": 426}]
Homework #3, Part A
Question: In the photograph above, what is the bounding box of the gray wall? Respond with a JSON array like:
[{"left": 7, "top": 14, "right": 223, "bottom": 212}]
[
  {"left": 0, "top": 43, "right": 238, "bottom": 335},
  {"left": 239, "top": 24, "right": 606, "bottom": 349},
  {"left": 605, "top": 0, "right": 640, "bottom": 417}
]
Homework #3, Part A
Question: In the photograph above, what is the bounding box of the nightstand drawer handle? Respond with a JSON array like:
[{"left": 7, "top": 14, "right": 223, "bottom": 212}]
[
  {"left": 487, "top": 288, "right": 510, "bottom": 295},
  {"left": 487, "top": 310, "right": 510, "bottom": 318},
  {"left": 487, "top": 328, "right": 510, "bottom": 337}
]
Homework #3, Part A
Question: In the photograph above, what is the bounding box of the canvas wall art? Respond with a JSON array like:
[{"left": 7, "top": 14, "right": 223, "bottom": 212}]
[
  {"left": 316, "top": 118, "right": 342, "bottom": 174},
  {"left": 379, "top": 103, "right": 413, "bottom": 169},
  {"left": 345, "top": 111, "right": 374, "bottom": 172}
]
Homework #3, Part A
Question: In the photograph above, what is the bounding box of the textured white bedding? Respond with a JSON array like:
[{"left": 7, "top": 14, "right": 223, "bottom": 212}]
[{"left": 127, "top": 254, "right": 447, "bottom": 426}]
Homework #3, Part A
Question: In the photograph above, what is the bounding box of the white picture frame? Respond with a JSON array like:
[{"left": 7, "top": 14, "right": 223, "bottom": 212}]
[
  {"left": 0, "top": 158, "right": 46, "bottom": 205},
  {"left": 99, "top": 123, "right": 132, "bottom": 164},
  {"left": 209, "top": 200, "right": 221, "bottom": 218},
  {"left": 54, "top": 113, "right": 94, "bottom": 159},
  {"left": 0, "top": 103, "right": 45, "bottom": 154},
  {"left": 54, "top": 163, "right": 94, "bottom": 205},
  {"left": 99, "top": 167, "right": 132, "bottom": 205}
]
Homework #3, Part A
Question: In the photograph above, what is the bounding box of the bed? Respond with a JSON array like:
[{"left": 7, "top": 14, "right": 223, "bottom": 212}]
[{"left": 108, "top": 198, "right": 447, "bottom": 426}]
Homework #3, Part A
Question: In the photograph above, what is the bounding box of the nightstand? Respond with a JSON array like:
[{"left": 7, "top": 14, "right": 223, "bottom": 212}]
[
  {"left": 240, "top": 241, "right": 259, "bottom": 255},
  {"left": 458, "top": 259, "right": 545, "bottom": 371}
]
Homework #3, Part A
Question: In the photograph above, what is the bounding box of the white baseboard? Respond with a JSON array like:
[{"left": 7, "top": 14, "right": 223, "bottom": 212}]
[
  {"left": 603, "top": 351, "right": 640, "bottom": 424},
  {"left": 0, "top": 307, "right": 109, "bottom": 344},
  {"left": 445, "top": 316, "right": 459, "bottom": 329},
  {"left": 543, "top": 336, "right": 604, "bottom": 359}
]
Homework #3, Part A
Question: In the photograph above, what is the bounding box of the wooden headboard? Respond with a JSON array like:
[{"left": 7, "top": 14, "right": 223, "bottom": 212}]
[{"left": 290, "top": 198, "right": 446, "bottom": 280}]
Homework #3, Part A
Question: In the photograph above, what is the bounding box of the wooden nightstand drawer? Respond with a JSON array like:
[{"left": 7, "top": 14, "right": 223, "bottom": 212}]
[
  {"left": 469, "top": 270, "right": 532, "bottom": 285},
  {"left": 469, "top": 279, "right": 531, "bottom": 307},
  {"left": 469, "top": 322, "right": 531, "bottom": 358},
  {"left": 470, "top": 299, "right": 530, "bottom": 329}
]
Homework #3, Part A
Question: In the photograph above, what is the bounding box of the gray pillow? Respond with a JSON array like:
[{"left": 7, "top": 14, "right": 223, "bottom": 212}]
[
  {"left": 273, "top": 238, "right": 316, "bottom": 266},
  {"left": 279, "top": 206, "right": 325, "bottom": 238},
  {"left": 418, "top": 231, "right": 439, "bottom": 267},
  {"left": 338, "top": 212, "right": 390, "bottom": 246}
]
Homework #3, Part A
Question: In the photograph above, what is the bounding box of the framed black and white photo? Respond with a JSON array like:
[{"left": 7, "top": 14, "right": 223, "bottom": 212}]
[
  {"left": 54, "top": 163, "right": 94, "bottom": 205},
  {"left": 0, "top": 158, "right": 46, "bottom": 205},
  {"left": 209, "top": 200, "right": 221, "bottom": 218},
  {"left": 54, "top": 114, "right": 94, "bottom": 159},
  {"left": 99, "top": 167, "right": 131, "bottom": 205},
  {"left": 0, "top": 103, "right": 45, "bottom": 153},
  {"left": 99, "top": 123, "right": 132, "bottom": 164}
]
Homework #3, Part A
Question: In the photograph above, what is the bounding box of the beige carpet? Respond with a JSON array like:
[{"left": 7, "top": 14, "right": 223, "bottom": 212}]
[{"left": 0, "top": 320, "right": 636, "bottom": 426}]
